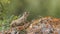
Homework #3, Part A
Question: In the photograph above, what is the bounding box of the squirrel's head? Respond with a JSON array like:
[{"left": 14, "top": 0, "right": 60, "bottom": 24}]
[{"left": 23, "top": 12, "right": 29, "bottom": 17}]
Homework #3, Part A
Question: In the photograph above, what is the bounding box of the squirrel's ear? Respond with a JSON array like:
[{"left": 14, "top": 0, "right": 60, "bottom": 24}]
[{"left": 24, "top": 12, "right": 29, "bottom": 14}]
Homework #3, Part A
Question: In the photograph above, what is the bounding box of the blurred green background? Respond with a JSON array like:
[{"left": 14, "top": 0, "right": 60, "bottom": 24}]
[{"left": 0, "top": 0, "right": 60, "bottom": 31}]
